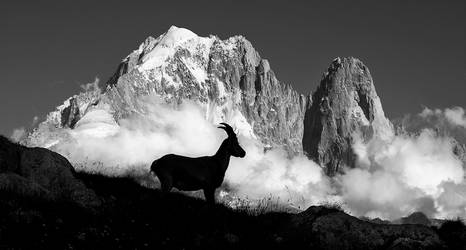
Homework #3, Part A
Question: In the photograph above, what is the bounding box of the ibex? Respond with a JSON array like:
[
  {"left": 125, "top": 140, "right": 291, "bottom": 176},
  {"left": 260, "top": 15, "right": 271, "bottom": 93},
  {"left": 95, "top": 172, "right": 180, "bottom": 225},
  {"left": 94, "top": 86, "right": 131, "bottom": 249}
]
[{"left": 150, "top": 123, "right": 246, "bottom": 204}]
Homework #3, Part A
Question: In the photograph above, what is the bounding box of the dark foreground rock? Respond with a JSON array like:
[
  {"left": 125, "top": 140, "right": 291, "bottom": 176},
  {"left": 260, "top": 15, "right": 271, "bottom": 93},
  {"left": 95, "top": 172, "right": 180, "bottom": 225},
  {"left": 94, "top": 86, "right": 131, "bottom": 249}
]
[
  {"left": 0, "top": 135, "right": 100, "bottom": 209},
  {"left": 393, "top": 211, "right": 433, "bottom": 226},
  {"left": 283, "top": 206, "right": 442, "bottom": 250}
]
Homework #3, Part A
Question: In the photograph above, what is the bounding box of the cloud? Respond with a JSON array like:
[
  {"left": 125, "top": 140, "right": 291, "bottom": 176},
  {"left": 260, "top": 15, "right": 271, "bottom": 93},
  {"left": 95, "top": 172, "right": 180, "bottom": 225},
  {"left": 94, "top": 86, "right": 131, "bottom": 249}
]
[
  {"left": 32, "top": 116, "right": 39, "bottom": 126},
  {"left": 39, "top": 98, "right": 466, "bottom": 220},
  {"left": 227, "top": 140, "right": 334, "bottom": 208},
  {"left": 444, "top": 107, "right": 466, "bottom": 128},
  {"left": 10, "top": 116, "right": 41, "bottom": 143},
  {"left": 56, "top": 96, "right": 222, "bottom": 175},
  {"left": 420, "top": 106, "right": 466, "bottom": 129},
  {"left": 49, "top": 94, "right": 333, "bottom": 210},
  {"left": 10, "top": 127, "right": 26, "bottom": 142},
  {"left": 398, "top": 106, "right": 466, "bottom": 151},
  {"left": 80, "top": 77, "right": 100, "bottom": 92},
  {"left": 341, "top": 129, "right": 465, "bottom": 219}
]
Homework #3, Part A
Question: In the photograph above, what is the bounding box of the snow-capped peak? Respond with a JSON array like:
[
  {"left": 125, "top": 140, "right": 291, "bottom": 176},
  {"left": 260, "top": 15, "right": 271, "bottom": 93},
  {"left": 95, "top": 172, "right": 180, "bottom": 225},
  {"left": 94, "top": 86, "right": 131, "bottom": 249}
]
[
  {"left": 159, "top": 26, "right": 199, "bottom": 47},
  {"left": 26, "top": 26, "right": 308, "bottom": 156},
  {"left": 138, "top": 26, "right": 214, "bottom": 71}
]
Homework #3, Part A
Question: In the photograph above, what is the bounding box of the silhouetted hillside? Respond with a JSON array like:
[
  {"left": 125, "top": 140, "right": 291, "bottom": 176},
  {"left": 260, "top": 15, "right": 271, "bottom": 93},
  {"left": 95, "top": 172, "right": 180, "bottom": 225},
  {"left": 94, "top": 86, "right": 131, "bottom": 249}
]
[{"left": 1, "top": 136, "right": 464, "bottom": 249}]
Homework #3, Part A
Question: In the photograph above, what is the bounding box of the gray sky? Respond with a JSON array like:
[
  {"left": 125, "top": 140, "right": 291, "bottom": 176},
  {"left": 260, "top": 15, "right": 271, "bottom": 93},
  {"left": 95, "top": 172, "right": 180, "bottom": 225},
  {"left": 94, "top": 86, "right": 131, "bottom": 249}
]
[{"left": 1, "top": 0, "right": 465, "bottom": 136}]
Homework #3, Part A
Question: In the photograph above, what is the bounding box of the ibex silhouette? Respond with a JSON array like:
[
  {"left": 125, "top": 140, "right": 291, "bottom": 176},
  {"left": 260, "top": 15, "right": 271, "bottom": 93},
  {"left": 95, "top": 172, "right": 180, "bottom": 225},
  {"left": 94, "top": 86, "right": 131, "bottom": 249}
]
[{"left": 150, "top": 123, "right": 246, "bottom": 204}]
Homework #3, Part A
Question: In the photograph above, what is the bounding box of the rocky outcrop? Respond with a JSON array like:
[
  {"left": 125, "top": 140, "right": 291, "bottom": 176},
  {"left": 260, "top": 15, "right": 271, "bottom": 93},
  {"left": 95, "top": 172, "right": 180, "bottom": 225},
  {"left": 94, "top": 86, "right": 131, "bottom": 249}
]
[
  {"left": 453, "top": 141, "right": 466, "bottom": 163},
  {"left": 302, "top": 57, "right": 393, "bottom": 175},
  {"left": 282, "top": 206, "right": 443, "bottom": 249},
  {"left": 0, "top": 135, "right": 100, "bottom": 208},
  {"left": 205, "top": 41, "right": 310, "bottom": 153},
  {"left": 60, "top": 97, "right": 81, "bottom": 128},
  {"left": 393, "top": 212, "right": 433, "bottom": 226}
]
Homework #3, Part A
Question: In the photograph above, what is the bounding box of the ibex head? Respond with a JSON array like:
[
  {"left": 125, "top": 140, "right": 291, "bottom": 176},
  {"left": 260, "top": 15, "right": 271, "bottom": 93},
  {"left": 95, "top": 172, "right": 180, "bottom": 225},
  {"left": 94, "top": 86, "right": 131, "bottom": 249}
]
[{"left": 218, "top": 123, "right": 246, "bottom": 158}]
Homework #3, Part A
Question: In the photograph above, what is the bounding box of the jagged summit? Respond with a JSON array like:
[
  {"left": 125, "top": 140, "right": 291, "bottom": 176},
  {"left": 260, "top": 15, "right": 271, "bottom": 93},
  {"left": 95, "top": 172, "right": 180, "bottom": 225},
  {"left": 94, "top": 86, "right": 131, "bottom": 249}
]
[
  {"left": 303, "top": 56, "right": 393, "bottom": 175},
  {"left": 25, "top": 26, "right": 309, "bottom": 155},
  {"left": 158, "top": 26, "right": 199, "bottom": 45},
  {"left": 106, "top": 26, "right": 213, "bottom": 88},
  {"left": 138, "top": 26, "right": 212, "bottom": 71}
]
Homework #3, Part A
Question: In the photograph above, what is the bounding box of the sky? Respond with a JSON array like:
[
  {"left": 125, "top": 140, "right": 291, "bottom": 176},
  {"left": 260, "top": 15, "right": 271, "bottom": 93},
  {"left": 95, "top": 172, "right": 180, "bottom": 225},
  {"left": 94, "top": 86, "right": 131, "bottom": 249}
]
[{"left": 1, "top": 0, "right": 465, "bottom": 136}]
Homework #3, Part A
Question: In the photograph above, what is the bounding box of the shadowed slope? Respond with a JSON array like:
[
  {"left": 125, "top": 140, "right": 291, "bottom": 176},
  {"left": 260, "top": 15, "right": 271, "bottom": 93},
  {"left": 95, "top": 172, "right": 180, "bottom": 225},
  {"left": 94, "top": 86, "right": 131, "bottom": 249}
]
[
  {"left": 1, "top": 169, "right": 453, "bottom": 249},
  {"left": 1, "top": 134, "right": 461, "bottom": 249}
]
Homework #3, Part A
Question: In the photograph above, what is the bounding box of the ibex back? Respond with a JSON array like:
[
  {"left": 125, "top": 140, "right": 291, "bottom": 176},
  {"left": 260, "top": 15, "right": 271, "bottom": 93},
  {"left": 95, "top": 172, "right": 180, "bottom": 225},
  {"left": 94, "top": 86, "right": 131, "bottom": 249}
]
[{"left": 150, "top": 123, "right": 246, "bottom": 204}]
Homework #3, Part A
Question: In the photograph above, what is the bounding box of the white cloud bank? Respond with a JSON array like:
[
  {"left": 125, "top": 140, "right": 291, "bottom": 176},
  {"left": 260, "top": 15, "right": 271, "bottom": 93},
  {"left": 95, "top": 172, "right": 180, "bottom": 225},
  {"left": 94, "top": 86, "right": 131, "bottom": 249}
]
[
  {"left": 44, "top": 96, "right": 465, "bottom": 220},
  {"left": 51, "top": 95, "right": 334, "bottom": 210},
  {"left": 342, "top": 130, "right": 465, "bottom": 219},
  {"left": 10, "top": 116, "right": 39, "bottom": 142},
  {"left": 10, "top": 127, "right": 26, "bottom": 142},
  {"left": 421, "top": 106, "right": 466, "bottom": 129}
]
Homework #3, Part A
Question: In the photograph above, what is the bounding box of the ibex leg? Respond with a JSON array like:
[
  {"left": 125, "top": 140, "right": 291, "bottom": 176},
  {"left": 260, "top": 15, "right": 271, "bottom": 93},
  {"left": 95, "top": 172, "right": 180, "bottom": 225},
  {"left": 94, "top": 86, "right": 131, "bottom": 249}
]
[
  {"left": 203, "top": 188, "right": 216, "bottom": 205},
  {"left": 159, "top": 174, "right": 173, "bottom": 193}
]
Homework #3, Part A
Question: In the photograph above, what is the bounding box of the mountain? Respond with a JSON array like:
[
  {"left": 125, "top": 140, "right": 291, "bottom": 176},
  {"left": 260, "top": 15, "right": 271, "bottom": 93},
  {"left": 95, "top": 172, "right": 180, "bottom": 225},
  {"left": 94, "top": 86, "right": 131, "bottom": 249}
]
[
  {"left": 302, "top": 57, "right": 393, "bottom": 175},
  {"left": 25, "top": 26, "right": 309, "bottom": 155},
  {"left": 24, "top": 26, "right": 392, "bottom": 176}
]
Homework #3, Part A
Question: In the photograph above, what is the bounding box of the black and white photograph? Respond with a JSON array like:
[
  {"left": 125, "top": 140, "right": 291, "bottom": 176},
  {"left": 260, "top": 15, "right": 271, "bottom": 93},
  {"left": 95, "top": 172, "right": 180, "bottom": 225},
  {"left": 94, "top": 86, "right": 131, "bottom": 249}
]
[{"left": 1, "top": 0, "right": 465, "bottom": 249}]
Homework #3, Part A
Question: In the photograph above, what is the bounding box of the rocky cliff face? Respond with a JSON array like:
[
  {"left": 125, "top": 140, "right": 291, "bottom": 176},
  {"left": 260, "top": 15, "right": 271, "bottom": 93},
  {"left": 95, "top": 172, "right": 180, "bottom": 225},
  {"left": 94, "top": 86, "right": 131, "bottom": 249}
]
[
  {"left": 25, "top": 26, "right": 309, "bottom": 154},
  {"left": 302, "top": 57, "right": 393, "bottom": 175}
]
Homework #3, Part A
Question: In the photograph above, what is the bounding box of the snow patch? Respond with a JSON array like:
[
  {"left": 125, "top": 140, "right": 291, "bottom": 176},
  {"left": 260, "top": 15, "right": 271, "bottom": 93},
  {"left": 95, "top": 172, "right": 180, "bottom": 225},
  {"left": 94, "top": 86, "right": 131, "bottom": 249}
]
[
  {"left": 229, "top": 110, "right": 256, "bottom": 139},
  {"left": 181, "top": 57, "right": 208, "bottom": 85},
  {"left": 216, "top": 79, "right": 227, "bottom": 98},
  {"left": 73, "top": 108, "right": 119, "bottom": 138},
  {"left": 159, "top": 26, "right": 198, "bottom": 48},
  {"left": 371, "top": 97, "right": 394, "bottom": 140},
  {"left": 219, "top": 37, "right": 239, "bottom": 55},
  {"left": 352, "top": 106, "right": 370, "bottom": 126},
  {"left": 138, "top": 26, "right": 213, "bottom": 71},
  {"left": 43, "top": 140, "right": 59, "bottom": 149}
]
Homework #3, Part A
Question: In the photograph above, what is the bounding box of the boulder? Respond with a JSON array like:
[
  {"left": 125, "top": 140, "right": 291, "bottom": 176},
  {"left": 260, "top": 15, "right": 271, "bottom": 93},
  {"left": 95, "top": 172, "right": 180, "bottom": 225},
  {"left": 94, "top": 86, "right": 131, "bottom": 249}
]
[{"left": 0, "top": 135, "right": 100, "bottom": 208}]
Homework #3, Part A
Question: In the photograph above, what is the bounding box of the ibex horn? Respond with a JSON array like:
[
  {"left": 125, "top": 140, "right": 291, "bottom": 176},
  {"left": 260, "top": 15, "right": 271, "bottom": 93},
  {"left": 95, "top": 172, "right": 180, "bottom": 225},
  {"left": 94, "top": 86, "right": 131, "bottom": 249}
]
[{"left": 218, "top": 122, "right": 235, "bottom": 136}]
